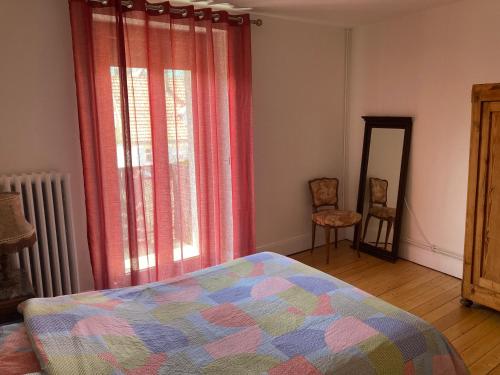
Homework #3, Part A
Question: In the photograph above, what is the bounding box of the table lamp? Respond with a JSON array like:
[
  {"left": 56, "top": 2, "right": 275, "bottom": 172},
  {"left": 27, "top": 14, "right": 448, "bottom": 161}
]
[{"left": 0, "top": 192, "right": 36, "bottom": 285}]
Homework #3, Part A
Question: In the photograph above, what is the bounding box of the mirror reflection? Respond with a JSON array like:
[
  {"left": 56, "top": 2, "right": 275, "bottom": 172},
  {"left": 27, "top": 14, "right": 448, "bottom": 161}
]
[{"left": 361, "top": 128, "right": 405, "bottom": 252}]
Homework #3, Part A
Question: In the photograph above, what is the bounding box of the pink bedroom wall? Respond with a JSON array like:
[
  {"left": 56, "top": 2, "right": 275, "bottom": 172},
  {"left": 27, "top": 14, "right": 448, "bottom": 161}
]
[
  {"left": 252, "top": 16, "right": 347, "bottom": 255},
  {"left": 0, "top": 0, "right": 94, "bottom": 291},
  {"left": 347, "top": 0, "right": 500, "bottom": 278}
]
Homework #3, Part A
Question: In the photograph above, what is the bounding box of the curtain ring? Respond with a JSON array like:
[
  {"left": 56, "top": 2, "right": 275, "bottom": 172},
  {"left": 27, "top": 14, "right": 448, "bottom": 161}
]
[
  {"left": 86, "top": 0, "right": 109, "bottom": 5},
  {"left": 121, "top": 0, "right": 133, "bottom": 9},
  {"left": 145, "top": 3, "right": 164, "bottom": 14}
]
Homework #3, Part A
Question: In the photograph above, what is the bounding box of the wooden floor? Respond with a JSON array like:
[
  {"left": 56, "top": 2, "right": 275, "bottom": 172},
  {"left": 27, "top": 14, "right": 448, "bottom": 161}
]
[{"left": 291, "top": 241, "right": 500, "bottom": 375}]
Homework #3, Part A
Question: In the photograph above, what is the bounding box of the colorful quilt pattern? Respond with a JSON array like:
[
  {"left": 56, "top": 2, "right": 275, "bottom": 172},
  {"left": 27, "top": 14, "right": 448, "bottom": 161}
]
[
  {"left": 0, "top": 322, "right": 41, "bottom": 375},
  {"left": 21, "top": 252, "right": 467, "bottom": 374}
]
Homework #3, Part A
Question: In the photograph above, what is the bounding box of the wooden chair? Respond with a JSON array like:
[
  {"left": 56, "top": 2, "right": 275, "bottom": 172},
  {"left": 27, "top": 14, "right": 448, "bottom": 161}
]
[
  {"left": 309, "top": 178, "right": 362, "bottom": 263},
  {"left": 362, "top": 178, "right": 396, "bottom": 250}
]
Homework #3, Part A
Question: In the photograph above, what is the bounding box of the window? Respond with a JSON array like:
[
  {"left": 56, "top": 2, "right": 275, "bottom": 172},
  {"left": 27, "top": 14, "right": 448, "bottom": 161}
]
[
  {"left": 164, "top": 69, "right": 200, "bottom": 263},
  {"left": 111, "top": 67, "right": 200, "bottom": 272}
]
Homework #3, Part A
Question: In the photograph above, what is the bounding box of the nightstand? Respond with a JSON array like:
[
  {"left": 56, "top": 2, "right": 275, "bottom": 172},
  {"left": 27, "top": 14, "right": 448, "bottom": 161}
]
[{"left": 0, "top": 270, "right": 35, "bottom": 325}]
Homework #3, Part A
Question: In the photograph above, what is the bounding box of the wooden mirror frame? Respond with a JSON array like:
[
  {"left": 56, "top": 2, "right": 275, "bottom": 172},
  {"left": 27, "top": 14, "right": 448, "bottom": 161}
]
[{"left": 355, "top": 116, "right": 412, "bottom": 261}]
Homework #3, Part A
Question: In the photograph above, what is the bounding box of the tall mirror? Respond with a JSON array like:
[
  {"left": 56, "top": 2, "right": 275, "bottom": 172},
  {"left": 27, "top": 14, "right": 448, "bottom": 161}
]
[{"left": 356, "top": 117, "right": 412, "bottom": 261}]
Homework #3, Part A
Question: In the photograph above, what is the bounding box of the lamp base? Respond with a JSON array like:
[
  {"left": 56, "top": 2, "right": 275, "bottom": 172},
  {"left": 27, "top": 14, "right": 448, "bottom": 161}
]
[
  {"left": 0, "top": 277, "right": 18, "bottom": 287},
  {"left": 0, "top": 268, "right": 35, "bottom": 324},
  {"left": 0, "top": 253, "right": 16, "bottom": 287},
  {"left": 0, "top": 268, "right": 34, "bottom": 301}
]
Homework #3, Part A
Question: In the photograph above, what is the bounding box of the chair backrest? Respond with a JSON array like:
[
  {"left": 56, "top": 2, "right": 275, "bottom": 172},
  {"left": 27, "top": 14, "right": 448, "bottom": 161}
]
[
  {"left": 369, "top": 178, "right": 388, "bottom": 206},
  {"left": 308, "top": 178, "right": 339, "bottom": 210}
]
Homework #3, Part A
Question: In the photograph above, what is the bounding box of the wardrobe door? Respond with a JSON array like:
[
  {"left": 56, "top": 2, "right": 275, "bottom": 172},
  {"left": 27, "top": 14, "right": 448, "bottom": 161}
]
[
  {"left": 463, "top": 83, "right": 500, "bottom": 311},
  {"left": 474, "top": 102, "right": 500, "bottom": 289}
]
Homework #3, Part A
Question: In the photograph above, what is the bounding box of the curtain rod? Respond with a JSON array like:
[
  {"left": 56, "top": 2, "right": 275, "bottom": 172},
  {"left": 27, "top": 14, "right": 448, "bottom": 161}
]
[{"left": 87, "top": 0, "right": 263, "bottom": 26}]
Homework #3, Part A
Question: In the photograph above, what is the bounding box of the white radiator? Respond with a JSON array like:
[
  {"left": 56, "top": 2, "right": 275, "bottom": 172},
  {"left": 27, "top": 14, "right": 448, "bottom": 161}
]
[{"left": 0, "top": 172, "right": 80, "bottom": 297}]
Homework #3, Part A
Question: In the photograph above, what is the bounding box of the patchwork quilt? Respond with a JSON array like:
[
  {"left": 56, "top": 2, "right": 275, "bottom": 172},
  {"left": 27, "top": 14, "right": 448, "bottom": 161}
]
[
  {"left": 20, "top": 252, "right": 467, "bottom": 374},
  {"left": 0, "top": 322, "right": 41, "bottom": 375}
]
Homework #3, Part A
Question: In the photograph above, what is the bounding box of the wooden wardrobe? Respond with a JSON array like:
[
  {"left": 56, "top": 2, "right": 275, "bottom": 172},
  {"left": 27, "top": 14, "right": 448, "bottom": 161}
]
[{"left": 462, "top": 83, "right": 500, "bottom": 311}]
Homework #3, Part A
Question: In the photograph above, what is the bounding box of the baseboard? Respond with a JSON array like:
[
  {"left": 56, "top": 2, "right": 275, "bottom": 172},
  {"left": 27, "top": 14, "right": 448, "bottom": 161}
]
[
  {"left": 399, "top": 241, "right": 463, "bottom": 279},
  {"left": 256, "top": 230, "right": 348, "bottom": 256},
  {"left": 256, "top": 233, "right": 314, "bottom": 256},
  {"left": 257, "top": 233, "right": 464, "bottom": 279}
]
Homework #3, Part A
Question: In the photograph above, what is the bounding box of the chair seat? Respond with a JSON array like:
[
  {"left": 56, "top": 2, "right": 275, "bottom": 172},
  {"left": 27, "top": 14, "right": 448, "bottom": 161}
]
[
  {"left": 312, "top": 209, "right": 362, "bottom": 228},
  {"left": 369, "top": 206, "right": 396, "bottom": 220}
]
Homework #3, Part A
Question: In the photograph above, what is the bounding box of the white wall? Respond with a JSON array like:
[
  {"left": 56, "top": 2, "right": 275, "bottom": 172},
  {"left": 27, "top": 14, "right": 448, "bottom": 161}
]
[
  {"left": 347, "top": 0, "right": 500, "bottom": 277},
  {"left": 252, "top": 16, "right": 347, "bottom": 255},
  {"left": 0, "top": 0, "right": 94, "bottom": 291}
]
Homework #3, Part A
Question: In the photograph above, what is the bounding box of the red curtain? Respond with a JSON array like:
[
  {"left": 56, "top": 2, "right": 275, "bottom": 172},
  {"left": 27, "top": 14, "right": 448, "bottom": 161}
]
[{"left": 69, "top": 0, "right": 255, "bottom": 289}]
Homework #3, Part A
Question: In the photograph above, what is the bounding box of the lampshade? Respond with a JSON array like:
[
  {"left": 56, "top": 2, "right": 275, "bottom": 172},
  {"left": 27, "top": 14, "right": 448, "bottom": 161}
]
[{"left": 0, "top": 192, "right": 36, "bottom": 253}]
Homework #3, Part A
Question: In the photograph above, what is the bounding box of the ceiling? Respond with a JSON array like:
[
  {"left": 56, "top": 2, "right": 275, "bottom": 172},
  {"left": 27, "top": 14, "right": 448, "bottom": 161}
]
[{"left": 182, "top": 0, "right": 460, "bottom": 27}]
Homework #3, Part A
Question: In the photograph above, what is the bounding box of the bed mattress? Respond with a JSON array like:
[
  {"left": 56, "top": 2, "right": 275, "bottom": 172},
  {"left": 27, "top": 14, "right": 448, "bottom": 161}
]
[{"left": 10, "top": 252, "right": 466, "bottom": 374}]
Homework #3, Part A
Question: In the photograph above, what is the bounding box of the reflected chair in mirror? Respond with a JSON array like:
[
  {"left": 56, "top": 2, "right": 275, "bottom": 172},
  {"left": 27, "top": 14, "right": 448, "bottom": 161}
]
[
  {"left": 362, "top": 178, "right": 396, "bottom": 250},
  {"left": 309, "top": 178, "right": 362, "bottom": 263}
]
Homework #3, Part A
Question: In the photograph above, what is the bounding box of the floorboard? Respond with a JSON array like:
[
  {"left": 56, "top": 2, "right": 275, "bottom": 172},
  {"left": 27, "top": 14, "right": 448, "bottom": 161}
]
[{"left": 290, "top": 241, "right": 500, "bottom": 374}]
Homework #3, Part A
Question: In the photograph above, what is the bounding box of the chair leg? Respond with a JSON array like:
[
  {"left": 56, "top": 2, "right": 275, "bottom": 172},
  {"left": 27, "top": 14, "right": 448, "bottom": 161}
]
[
  {"left": 325, "top": 227, "right": 331, "bottom": 264},
  {"left": 375, "top": 220, "right": 383, "bottom": 247},
  {"left": 311, "top": 222, "right": 316, "bottom": 254},
  {"left": 362, "top": 215, "right": 371, "bottom": 244},
  {"left": 384, "top": 220, "right": 393, "bottom": 250},
  {"left": 334, "top": 228, "right": 338, "bottom": 249}
]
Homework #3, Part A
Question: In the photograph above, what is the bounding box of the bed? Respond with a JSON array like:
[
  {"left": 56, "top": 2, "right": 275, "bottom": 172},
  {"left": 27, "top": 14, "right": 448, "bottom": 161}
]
[
  {"left": 1, "top": 252, "right": 466, "bottom": 374},
  {"left": 0, "top": 322, "right": 40, "bottom": 375}
]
